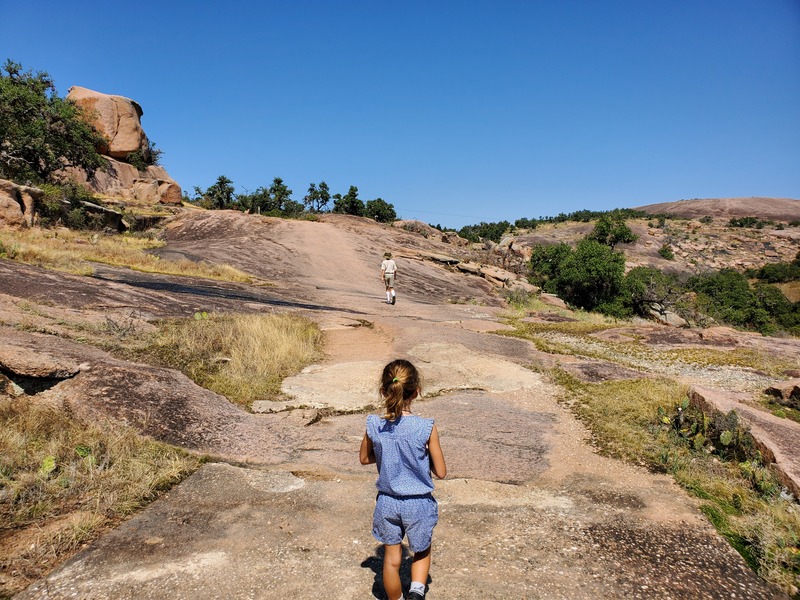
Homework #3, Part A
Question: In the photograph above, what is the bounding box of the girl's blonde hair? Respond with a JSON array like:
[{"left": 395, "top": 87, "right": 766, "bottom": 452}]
[{"left": 379, "top": 359, "right": 421, "bottom": 420}]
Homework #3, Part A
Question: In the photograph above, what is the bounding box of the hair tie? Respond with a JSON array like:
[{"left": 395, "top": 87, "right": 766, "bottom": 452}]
[{"left": 392, "top": 377, "right": 399, "bottom": 383}]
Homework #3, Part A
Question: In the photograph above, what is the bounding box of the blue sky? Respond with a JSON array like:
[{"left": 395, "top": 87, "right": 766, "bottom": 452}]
[{"left": 3, "top": 1, "right": 799, "bottom": 228}]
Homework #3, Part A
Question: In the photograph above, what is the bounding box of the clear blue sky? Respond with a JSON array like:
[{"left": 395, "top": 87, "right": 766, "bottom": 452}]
[{"left": 3, "top": 1, "right": 799, "bottom": 228}]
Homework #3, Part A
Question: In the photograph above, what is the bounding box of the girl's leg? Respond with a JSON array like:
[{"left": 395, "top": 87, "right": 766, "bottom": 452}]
[
  {"left": 382, "top": 544, "right": 403, "bottom": 600},
  {"left": 410, "top": 546, "right": 431, "bottom": 592}
]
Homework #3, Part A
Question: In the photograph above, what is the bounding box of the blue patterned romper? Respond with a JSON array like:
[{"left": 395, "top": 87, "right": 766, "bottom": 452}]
[{"left": 366, "top": 414, "right": 439, "bottom": 552}]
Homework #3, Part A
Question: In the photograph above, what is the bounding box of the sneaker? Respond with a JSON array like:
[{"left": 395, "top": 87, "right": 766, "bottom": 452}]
[
  {"left": 391, "top": 295, "right": 396, "bottom": 305},
  {"left": 407, "top": 592, "right": 424, "bottom": 600}
]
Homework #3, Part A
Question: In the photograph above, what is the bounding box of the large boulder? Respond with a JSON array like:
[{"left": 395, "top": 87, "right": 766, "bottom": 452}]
[
  {"left": 66, "top": 157, "right": 182, "bottom": 205},
  {"left": 67, "top": 86, "right": 147, "bottom": 159},
  {"left": 0, "top": 178, "right": 44, "bottom": 228},
  {"left": 61, "top": 86, "right": 182, "bottom": 205}
]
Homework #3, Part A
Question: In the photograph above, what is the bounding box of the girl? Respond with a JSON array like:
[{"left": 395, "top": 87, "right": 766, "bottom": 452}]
[{"left": 360, "top": 359, "right": 447, "bottom": 600}]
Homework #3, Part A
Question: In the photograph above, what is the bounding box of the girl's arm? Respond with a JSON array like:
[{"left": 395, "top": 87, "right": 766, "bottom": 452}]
[
  {"left": 428, "top": 425, "right": 447, "bottom": 479},
  {"left": 360, "top": 432, "right": 375, "bottom": 465}
]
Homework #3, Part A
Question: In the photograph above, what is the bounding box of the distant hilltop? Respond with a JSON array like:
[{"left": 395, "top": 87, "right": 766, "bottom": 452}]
[{"left": 635, "top": 197, "right": 800, "bottom": 222}]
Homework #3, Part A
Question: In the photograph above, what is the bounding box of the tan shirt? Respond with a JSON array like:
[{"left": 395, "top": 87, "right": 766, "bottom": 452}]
[{"left": 381, "top": 259, "right": 397, "bottom": 275}]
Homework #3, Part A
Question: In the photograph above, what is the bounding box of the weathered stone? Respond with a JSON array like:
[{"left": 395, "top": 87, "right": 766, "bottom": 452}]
[
  {"left": 539, "top": 293, "right": 568, "bottom": 309},
  {"left": 764, "top": 379, "right": 800, "bottom": 410},
  {"left": 455, "top": 261, "right": 482, "bottom": 275},
  {"left": 417, "top": 250, "right": 461, "bottom": 265},
  {"left": 0, "top": 179, "right": 43, "bottom": 229},
  {"left": 80, "top": 201, "right": 127, "bottom": 232},
  {"left": 480, "top": 266, "right": 515, "bottom": 286},
  {"left": 507, "top": 279, "right": 539, "bottom": 294},
  {"left": 648, "top": 307, "right": 689, "bottom": 328},
  {"left": 65, "top": 157, "right": 182, "bottom": 205},
  {"left": 392, "top": 220, "right": 440, "bottom": 238},
  {"left": 67, "top": 86, "right": 147, "bottom": 159}
]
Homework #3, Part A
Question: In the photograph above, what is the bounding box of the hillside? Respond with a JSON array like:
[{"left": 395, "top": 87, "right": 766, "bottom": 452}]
[
  {"left": 512, "top": 198, "right": 800, "bottom": 276},
  {"left": 635, "top": 197, "right": 800, "bottom": 222}
]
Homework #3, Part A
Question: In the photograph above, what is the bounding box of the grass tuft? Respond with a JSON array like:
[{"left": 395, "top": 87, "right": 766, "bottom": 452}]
[
  {"left": 134, "top": 312, "right": 323, "bottom": 408},
  {"left": 0, "top": 227, "right": 254, "bottom": 282},
  {"left": 552, "top": 371, "right": 800, "bottom": 594},
  {"left": 0, "top": 398, "right": 201, "bottom": 595}
]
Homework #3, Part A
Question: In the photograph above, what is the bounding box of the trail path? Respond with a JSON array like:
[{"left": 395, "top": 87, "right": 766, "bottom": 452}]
[{"left": 12, "top": 212, "right": 787, "bottom": 599}]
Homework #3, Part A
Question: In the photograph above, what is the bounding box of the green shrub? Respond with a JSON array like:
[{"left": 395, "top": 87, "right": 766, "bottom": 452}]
[
  {"left": 658, "top": 243, "right": 674, "bottom": 260},
  {"left": 0, "top": 60, "right": 106, "bottom": 184},
  {"left": 126, "top": 140, "right": 162, "bottom": 172}
]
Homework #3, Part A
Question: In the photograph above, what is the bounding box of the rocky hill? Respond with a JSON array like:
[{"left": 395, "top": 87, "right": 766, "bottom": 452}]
[
  {"left": 636, "top": 197, "right": 800, "bottom": 222},
  {"left": 511, "top": 198, "right": 800, "bottom": 278}
]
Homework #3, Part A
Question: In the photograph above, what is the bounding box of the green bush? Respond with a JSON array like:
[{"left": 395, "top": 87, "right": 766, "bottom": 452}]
[
  {"left": 658, "top": 243, "right": 674, "bottom": 260},
  {"left": 553, "top": 239, "right": 628, "bottom": 316},
  {"left": 126, "top": 140, "right": 162, "bottom": 172},
  {"left": 458, "top": 220, "right": 511, "bottom": 243},
  {"left": 623, "top": 267, "right": 682, "bottom": 317},
  {"left": 687, "top": 269, "right": 796, "bottom": 335},
  {"left": 0, "top": 59, "right": 106, "bottom": 184},
  {"left": 365, "top": 198, "right": 397, "bottom": 223},
  {"left": 38, "top": 182, "right": 100, "bottom": 229}
]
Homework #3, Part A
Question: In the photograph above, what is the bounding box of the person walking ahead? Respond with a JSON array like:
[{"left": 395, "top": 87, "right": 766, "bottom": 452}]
[
  {"left": 360, "top": 359, "right": 447, "bottom": 600},
  {"left": 381, "top": 252, "right": 398, "bottom": 304}
]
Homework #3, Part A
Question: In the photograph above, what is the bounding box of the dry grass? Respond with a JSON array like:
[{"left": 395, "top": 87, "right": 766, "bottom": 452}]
[
  {"left": 551, "top": 371, "right": 800, "bottom": 594},
  {"left": 777, "top": 281, "right": 800, "bottom": 303},
  {"left": 505, "top": 300, "right": 800, "bottom": 593},
  {"left": 135, "top": 312, "right": 323, "bottom": 408},
  {"left": 506, "top": 318, "right": 793, "bottom": 378},
  {"left": 0, "top": 397, "right": 202, "bottom": 596},
  {"left": 0, "top": 227, "right": 253, "bottom": 283}
]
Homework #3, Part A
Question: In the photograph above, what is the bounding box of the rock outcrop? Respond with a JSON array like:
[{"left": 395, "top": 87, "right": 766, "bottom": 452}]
[
  {"left": 393, "top": 220, "right": 470, "bottom": 246},
  {"left": 0, "top": 178, "right": 44, "bottom": 228},
  {"left": 67, "top": 86, "right": 146, "bottom": 159},
  {"left": 65, "top": 86, "right": 181, "bottom": 205}
]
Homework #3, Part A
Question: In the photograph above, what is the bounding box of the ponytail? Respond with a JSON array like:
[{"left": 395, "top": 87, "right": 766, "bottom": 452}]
[{"left": 379, "top": 359, "right": 421, "bottom": 420}]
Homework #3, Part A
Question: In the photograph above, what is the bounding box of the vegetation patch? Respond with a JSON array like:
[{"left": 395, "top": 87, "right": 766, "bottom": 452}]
[
  {"left": 133, "top": 312, "right": 323, "bottom": 409},
  {"left": 0, "top": 227, "right": 254, "bottom": 283},
  {"left": 552, "top": 372, "right": 800, "bottom": 595},
  {"left": 0, "top": 398, "right": 201, "bottom": 596}
]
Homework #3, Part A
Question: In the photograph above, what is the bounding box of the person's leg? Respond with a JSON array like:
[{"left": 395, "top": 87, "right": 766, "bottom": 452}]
[
  {"left": 409, "top": 546, "right": 430, "bottom": 596},
  {"left": 382, "top": 543, "right": 403, "bottom": 600}
]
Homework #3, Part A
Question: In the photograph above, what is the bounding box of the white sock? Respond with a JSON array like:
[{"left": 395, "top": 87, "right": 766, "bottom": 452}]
[
  {"left": 409, "top": 581, "right": 425, "bottom": 595},
  {"left": 391, "top": 290, "right": 396, "bottom": 297},
  {"left": 386, "top": 292, "right": 391, "bottom": 301}
]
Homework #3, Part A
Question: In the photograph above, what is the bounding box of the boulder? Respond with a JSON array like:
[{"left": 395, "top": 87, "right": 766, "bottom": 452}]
[
  {"left": 540, "top": 293, "right": 569, "bottom": 310},
  {"left": 507, "top": 279, "right": 538, "bottom": 294},
  {"left": 648, "top": 306, "right": 689, "bottom": 328},
  {"left": 416, "top": 250, "right": 461, "bottom": 265},
  {"left": 80, "top": 201, "right": 127, "bottom": 232},
  {"left": 67, "top": 86, "right": 147, "bottom": 159},
  {"left": 65, "top": 157, "right": 182, "bottom": 205},
  {"left": 764, "top": 379, "right": 800, "bottom": 410},
  {"left": 480, "top": 265, "right": 514, "bottom": 287},
  {"left": 393, "top": 220, "right": 439, "bottom": 238},
  {"left": 0, "top": 178, "right": 43, "bottom": 228},
  {"left": 455, "top": 261, "right": 482, "bottom": 275},
  {"left": 441, "top": 231, "right": 470, "bottom": 246}
]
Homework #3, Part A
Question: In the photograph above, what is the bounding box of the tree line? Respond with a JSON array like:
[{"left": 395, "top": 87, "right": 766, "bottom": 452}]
[{"left": 187, "top": 175, "right": 397, "bottom": 223}]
